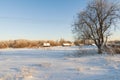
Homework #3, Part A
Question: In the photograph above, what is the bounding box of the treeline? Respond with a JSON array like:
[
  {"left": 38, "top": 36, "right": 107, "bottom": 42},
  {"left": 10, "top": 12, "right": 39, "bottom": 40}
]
[{"left": 0, "top": 39, "right": 73, "bottom": 49}]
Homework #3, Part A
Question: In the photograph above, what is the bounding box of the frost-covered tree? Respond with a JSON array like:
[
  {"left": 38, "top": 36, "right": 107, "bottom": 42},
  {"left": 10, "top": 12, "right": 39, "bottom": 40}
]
[{"left": 73, "top": 0, "right": 120, "bottom": 53}]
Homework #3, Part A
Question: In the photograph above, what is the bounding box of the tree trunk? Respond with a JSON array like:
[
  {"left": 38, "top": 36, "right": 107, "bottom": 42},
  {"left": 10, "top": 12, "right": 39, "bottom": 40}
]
[{"left": 98, "top": 46, "right": 102, "bottom": 54}]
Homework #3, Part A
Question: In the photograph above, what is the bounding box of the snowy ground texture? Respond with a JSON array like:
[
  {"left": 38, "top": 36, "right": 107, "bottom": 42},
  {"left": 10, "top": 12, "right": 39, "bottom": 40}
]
[{"left": 0, "top": 46, "right": 120, "bottom": 80}]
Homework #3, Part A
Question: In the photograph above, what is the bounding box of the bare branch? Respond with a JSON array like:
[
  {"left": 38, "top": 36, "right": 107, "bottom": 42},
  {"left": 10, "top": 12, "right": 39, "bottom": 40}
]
[{"left": 73, "top": 0, "right": 120, "bottom": 53}]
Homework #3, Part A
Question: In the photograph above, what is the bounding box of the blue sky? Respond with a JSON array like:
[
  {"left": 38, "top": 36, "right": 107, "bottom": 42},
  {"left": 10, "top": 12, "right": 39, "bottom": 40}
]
[
  {"left": 0, "top": 0, "right": 119, "bottom": 41},
  {"left": 0, "top": 0, "right": 88, "bottom": 41}
]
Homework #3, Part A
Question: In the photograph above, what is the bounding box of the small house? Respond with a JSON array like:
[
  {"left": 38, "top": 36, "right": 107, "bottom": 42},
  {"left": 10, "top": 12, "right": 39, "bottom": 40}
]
[
  {"left": 43, "top": 43, "right": 50, "bottom": 47},
  {"left": 62, "top": 43, "right": 71, "bottom": 47}
]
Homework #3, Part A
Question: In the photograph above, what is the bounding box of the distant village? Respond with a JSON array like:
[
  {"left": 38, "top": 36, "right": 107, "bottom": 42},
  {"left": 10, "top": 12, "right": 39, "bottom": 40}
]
[
  {"left": 0, "top": 39, "right": 73, "bottom": 48},
  {"left": 0, "top": 39, "right": 119, "bottom": 49}
]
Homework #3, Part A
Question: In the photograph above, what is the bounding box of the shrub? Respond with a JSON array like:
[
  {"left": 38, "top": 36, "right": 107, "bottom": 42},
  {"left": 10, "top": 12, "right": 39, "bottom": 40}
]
[{"left": 0, "top": 41, "right": 9, "bottom": 48}]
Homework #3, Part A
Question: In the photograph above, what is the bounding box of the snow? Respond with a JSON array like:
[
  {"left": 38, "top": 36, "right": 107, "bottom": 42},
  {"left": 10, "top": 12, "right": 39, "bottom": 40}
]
[{"left": 0, "top": 46, "right": 120, "bottom": 80}]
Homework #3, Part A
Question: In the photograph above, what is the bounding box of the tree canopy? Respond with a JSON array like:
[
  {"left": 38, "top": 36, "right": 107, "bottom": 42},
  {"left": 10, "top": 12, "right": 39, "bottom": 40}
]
[{"left": 73, "top": 0, "right": 120, "bottom": 53}]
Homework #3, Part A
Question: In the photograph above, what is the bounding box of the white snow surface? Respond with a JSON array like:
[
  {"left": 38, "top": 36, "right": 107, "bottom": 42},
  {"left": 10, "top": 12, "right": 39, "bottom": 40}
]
[{"left": 0, "top": 46, "right": 120, "bottom": 80}]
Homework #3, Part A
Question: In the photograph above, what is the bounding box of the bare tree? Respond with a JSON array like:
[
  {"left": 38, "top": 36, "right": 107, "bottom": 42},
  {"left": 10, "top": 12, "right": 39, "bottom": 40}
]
[{"left": 73, "top": 0, "right": 120, "bottom": 54}]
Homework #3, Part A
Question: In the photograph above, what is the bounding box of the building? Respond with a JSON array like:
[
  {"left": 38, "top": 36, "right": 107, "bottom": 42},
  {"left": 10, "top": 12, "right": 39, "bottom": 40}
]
[
  {"left": 62, "top": 43, "right": 71, "bottom": 47},
  {"left": 43, "top": 43, "right": 50, "bottom": 47}
]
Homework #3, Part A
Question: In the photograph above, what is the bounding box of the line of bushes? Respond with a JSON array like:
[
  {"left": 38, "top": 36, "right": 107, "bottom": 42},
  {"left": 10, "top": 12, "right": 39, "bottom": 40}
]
[{"left": 0, "top": 39, "right": 73, "bottom": 49}]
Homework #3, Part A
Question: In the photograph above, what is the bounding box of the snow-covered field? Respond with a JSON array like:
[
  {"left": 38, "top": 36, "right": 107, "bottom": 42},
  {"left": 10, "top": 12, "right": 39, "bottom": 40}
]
[{"left": 0, "top": 46, "right": 120, "bottom": 80}]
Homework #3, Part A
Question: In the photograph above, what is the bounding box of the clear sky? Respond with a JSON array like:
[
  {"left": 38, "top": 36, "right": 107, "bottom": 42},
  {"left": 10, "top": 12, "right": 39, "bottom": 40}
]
[
  {"left": 0, "top": 0, "right": 87, "bottom": 41},
  {"left": 0, "top": 0, "right": 119, "bottom": 41}
]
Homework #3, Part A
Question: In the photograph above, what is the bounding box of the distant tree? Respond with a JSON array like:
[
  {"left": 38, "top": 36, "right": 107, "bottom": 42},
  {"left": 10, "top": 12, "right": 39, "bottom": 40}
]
[
  {"left": 13, "top": 39, "right": 29, "bottom": 48},
  {"left": 74, "top": 40, "right": 84, "bottom": 46},
  {"left": 28, "top": 41, "right": 40, "bottom": 48},
  {"left": 73, "top": 0, "right": 120, "bottom": 53},
  {"left": 59, "top": 38, "right": 66, "bottom": 45},
  {"left": 0, "top": 41, "right": 8, "bottom": 48},
  {"left": 59, "top": 38, "right": 72, "bottom": 46},
  {"left": 47, "top": 40, "right": 59, "bottom": 46},
  {"left": 8, "top": 40, "right": 14, "bottom": 48}
]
